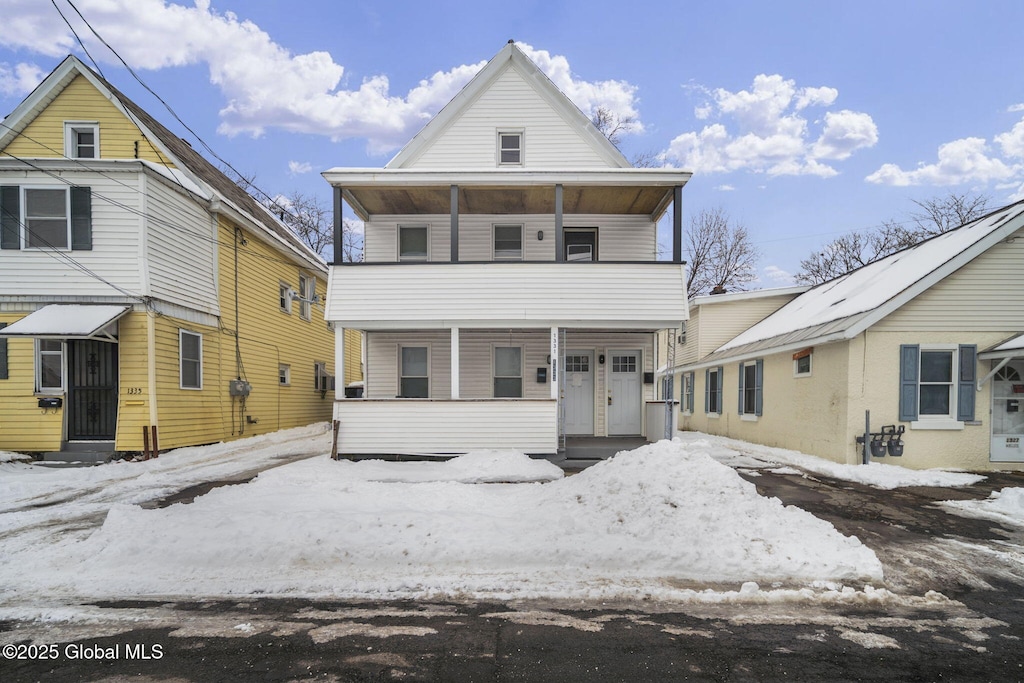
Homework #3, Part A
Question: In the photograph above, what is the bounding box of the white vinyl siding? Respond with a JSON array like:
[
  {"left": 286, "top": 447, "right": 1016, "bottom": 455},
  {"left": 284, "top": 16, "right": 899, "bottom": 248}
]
[
  {"left": 328, "top": 262, "right": 686, "bottom": 329},
  {"left": 364, "top": 214, "right": 657, "bottom": 263},
  {"left": 333, "top": 399, "right": 558, "bottom": 455},
  {"left": 402, "top": 65, "right": 610, "bottom": 169},
  {"left": 366, "top": 331, "right": 450, "bottom": 400},
  {"left": 0, "top": 170, "right": 143, "bottom": 297},
  {"left": 145, "top": 173, "right": 219, "bottom": 313}
]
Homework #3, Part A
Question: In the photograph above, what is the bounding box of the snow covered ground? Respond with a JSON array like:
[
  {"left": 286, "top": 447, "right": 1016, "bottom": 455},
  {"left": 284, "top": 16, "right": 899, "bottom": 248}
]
[{"left": 0, "top": 426, "right": 996, "bottom": 609}]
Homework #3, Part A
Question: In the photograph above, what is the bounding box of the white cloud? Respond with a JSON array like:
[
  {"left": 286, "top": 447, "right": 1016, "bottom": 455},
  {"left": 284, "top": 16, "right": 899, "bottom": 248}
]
[
  {"left": 866, "top": 137, "right": 1018, "bottom": 186},
  {"left": 663, "top": 74, "right": 876, "bottom": 177},
  {"left": 763, "top": 265, "right": 795, "bottom": 284},
  {"left": 995, "top": 120, "right": 1024, "bottom": 159},
  {"left": 714, "top": 184, "right": 735, "bottom": 191},
  {"left": 288, "top": 161, "right": 313, "bottom": 175},
  {"left": 0, "top": 1, "right": 641, "bottom": 154},
  {"left": 1008, "top": 104, "right": 1024, "bottom": 113},
  {"left": 0, "top": 61, "right": 45, "bottom": 95}
]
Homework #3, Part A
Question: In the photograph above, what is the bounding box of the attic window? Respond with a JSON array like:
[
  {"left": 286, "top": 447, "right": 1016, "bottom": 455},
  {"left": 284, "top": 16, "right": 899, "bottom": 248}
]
[
  {"left": 64, "top": 122, "right": 99, "bottom": 159},
  {"left": 498, "top": 131, "right": 522, "bottom": 165}
]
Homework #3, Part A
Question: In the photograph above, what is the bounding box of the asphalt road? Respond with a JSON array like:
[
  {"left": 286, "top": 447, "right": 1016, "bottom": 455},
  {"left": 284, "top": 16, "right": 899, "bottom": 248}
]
[{"left": 4, "top": 467, "right": 1024, "bottom": 681}]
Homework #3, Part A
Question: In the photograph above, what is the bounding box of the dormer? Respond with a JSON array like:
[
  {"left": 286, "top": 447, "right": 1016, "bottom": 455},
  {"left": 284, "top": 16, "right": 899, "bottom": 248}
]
[{"left": 64, "top": 121, "right": 99, "bottom": 159}]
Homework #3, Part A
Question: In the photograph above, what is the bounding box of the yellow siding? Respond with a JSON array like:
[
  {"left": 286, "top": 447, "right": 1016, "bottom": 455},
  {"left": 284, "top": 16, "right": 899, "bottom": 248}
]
[
  {"left": 210, "top": 216, "right": 346, "bottom": 440},
  {"left": 3, "top": 74, "right": 174, "bottom": 165},
  {"left": 0, "top": 314, "right": 64, "bottom": 451},
  {"left": 113, "top": 312, "right": 153, "bottom": 452}
]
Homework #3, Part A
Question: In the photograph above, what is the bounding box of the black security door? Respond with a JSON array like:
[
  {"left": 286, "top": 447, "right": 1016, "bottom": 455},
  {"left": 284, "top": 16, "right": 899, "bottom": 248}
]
[{"left": 68, "top": 340, "right": 118, "bottom": 440}]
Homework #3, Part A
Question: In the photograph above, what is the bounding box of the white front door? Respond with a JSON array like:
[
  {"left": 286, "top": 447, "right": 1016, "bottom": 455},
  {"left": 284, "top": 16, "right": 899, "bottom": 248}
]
[
  {"left": 991, "top": 361, "right": 1024, "bottom": 461},
  {"left": 608, "top": 350, "right": 642, "bottom": 435},
  {"left": 564, "top": 351, "right": 594, "bottom": 435}
]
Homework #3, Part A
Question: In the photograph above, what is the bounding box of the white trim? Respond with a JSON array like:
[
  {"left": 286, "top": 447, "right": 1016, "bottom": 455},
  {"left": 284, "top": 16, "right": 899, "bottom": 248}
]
[
  {"left": 794, "top": 353, "right": 812, "bottom": 378},
  {"left": 35, "top": 338, "right": 65, "bottom": 394},
  {"left": 20, "top": 185, "right": 71, "bottom": 250},
  {"left": 63, "top": 121, "right": 99, "bottom": 159},
  {"left": 178, "top": 329, "right": 203, "bottom": 390},
  {"left": 398, "top": 224, "right": 430, "bottom": 262},
  {"left": 917, "top": 344, "right": 959, "bottom": 423},
  {"left": 279, "top": 363, "right": 291, "bottom": 386},
  {"left": 497, "top": 129, "right": 524, "bottom": 166},
  {"left": 398, "top": 343, "right": 431, "bottom": 398},
  {"left": 492, "top": 223, "right": 524, "bottom": 261}
]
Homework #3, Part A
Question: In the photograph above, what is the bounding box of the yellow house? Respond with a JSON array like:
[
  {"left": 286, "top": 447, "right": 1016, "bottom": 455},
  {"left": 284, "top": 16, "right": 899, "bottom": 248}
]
[
  {"left": 668, "top": 203, "right": 1024, "bottom": 472},
  {"left": 0, "top": 56, "right": 361, "bottom": 459}
]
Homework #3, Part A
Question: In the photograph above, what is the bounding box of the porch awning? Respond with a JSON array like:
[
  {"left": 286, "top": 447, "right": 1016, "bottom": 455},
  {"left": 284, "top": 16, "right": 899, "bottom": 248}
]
[
  {"left": 0, "top": 304, "right": 130, "bottom": 342},
  {"left": 980, "top": 333, "right": 1024, "bottom": 361}
]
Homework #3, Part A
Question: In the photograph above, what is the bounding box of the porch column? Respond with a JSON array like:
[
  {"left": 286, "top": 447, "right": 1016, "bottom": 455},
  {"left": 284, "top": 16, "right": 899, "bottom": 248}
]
[
  {"left": 554, "top": 184, "right": 564, "bottom": 262},
  {"left": 335, "top": 326, "right": 346, "bottom": 400},
  {"left": 333, "top": 186, "right": 344, "bottom": 266},
  {"left": 550, "top": 326, "right": 559, "bottom": 400},
  {"left": 450, "top": 185, "right": 459, "bottom": 263},
  {"left": 451, "top": 327, "right": 460, "bottom": 399},
  {"left": 672, "top": 185, "right": 683, "bottom": 264}
]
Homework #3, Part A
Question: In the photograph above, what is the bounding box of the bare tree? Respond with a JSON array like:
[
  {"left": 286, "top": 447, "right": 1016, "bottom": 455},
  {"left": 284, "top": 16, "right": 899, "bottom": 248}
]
[
  {"left": 796, "top": 192, "right": 991, "bottom": 285},
  {"left": 591, "top": 106, "right": 637, "bottom": 147},
  {"left": 685, "top": 208, "right": 760, "bottom": 297},
  {"left": 265, "top": 191, "right": 364, "bottom": 262}
]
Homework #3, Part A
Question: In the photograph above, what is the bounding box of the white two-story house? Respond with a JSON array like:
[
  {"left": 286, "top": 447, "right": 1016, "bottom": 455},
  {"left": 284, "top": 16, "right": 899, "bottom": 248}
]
[{"left": 324, "top": 42, "right": 690, "bottom": 456}]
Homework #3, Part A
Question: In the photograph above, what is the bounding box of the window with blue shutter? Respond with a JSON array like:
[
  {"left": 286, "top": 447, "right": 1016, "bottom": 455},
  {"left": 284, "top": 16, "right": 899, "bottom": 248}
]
[
  {"left": 738, "top": 359, "right": 764, "bottom": 416},
  {"left": 900, "top": 344, "right": 975, "bottom": 423},
  {"left": 0, "top": 322, "right": 7, "bottom": 380},
  {"left": 899, "top": 345, "right": 920, "bottom": 421}
]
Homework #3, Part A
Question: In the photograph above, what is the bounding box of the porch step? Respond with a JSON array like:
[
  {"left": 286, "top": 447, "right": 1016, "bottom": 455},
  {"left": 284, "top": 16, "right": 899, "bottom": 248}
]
[{"left": 40, "top": 442, "right": 115, "bottom": 466}]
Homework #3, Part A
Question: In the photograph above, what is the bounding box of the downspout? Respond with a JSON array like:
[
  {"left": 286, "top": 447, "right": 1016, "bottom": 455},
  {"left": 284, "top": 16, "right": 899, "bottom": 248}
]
[{"left": 140, "top": 174, "right": 158, "bottom": 446}]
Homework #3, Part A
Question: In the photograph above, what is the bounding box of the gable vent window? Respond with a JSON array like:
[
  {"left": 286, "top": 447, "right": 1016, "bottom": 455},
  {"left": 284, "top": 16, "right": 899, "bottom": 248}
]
[
  {"left": 498, "top": 131, "right": 522, "bottom": 165},
  {"left": 64, "top": 122, "right": 99, "bottom": 159}
]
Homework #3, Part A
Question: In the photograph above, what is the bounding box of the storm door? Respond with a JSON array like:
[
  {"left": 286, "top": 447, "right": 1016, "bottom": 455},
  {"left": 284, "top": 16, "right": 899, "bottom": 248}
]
[
  {"left": 991, "top": 361, "right": 1024, "bottom": 461},
  {"left": 67, "top": 339, "right": 118, "bottom": 440},
  {"left": 564, "top": 351, "right": 594, "bottom": 435},
  {"left": 608, "top": 350, "right": 642, "bottom": 435}
]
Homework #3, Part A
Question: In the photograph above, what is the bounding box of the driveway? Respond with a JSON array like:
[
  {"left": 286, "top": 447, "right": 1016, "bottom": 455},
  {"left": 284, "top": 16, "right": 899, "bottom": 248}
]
[{"left": 3, "top": 457, "right": 1024, "bottom": 681}]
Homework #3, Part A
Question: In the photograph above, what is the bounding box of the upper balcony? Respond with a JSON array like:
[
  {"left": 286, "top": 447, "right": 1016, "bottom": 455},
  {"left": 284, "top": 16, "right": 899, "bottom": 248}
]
[{"left": 325, "top": 260, "right": 688, "bottom": 331}]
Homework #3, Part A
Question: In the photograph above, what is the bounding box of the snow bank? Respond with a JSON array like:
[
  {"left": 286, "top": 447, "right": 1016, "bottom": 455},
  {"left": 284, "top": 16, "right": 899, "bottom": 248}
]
[
  {"left": 941, "top": 487, "right": 1024, "bottom": 526},
  {"left": 1, "top": 440, "right": 882, "bottom": 601},
  {"left": 676, "top": 432, "right": 985, "bottom": 489},
  {"left": 335, "top": 449, "right": 563, "bottom": 483}
]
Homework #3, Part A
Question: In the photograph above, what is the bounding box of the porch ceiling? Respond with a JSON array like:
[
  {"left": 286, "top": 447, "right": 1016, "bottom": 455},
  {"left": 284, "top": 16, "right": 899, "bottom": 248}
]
[{"left": 346, "top": 185, "right": 673, "bottom": 218}]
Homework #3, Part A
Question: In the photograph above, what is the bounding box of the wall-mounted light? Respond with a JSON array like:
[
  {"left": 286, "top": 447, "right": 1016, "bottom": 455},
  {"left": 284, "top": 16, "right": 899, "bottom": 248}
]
[
  {"left": 599, "top": 354, "right": 605, "bottom": 365},
  {"left": 537, "top": 230, "right": 544, "bottom": 241},
  {"left": 546, "top": 354, "right": 551, "bottom": 365}
]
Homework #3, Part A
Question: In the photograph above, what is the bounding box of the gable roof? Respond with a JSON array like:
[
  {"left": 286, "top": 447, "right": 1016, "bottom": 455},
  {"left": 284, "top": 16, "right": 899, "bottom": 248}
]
[
  {"left": 0, "top": 56, "right": 324, "bottom": 272},
  {"left": 696, "top": 201, "right": 1024, "bottom": 366},
  {"left": 386, "top": 41, "right": 631, "bottom": 169}
]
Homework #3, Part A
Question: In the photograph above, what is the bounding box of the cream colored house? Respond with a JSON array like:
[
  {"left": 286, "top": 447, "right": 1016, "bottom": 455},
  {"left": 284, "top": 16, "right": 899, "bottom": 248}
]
[
  {"left": 669, "top": 202, "right": 1024, "bottom": 471},
  {"left": 0, "top": 56, "right": 358, "bottom": 459},
  {"left": 323, "top": 42, "right": 691, "bottom": 455}
]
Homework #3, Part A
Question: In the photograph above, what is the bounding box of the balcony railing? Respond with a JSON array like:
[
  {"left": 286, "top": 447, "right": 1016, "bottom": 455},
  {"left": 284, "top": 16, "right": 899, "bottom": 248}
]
[{"left": 326, "top": 261, "right": 688, "bottom": 330}]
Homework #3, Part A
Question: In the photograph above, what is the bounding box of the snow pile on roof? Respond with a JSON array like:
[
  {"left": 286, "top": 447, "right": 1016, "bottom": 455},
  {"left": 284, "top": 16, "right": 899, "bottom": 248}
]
[
  {"left": 940, "top": 488, "right": 1024, "bottom": 526},
  {"left": 336, "top": 450, "right": 563, "bottom": 484},
  {"left": 675, "top": 432, "right": 985, "bottom": 489},
  {"left": 0, "top": 440, "right": 881, "bottom": 602},
  {"left": 994, "top": 334, "right": 1024, "bottom": 352},
  {"left": 720, "top": 204, "right": 1024, "bottom": 351}
]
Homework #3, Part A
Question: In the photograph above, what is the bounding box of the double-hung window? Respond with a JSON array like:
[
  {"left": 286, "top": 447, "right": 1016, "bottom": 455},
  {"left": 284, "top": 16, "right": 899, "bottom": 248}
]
[
  {"left": 64, "top": 122, "right": 99, "bottom": 159},
  {"left": 399, "top": 346, "right": 429, "bottom": 398},
  {"left": 738, "top": 359, "right": 763, "bottom": 418},
  {"left": 705, "top": 366, "right": 723, "bottom": 415},
  {"left": 493, "top": 346, "right": 523, "bottom": 398},
  {"left": 299, "top": 274, "right": 315, "bottom": 321},
  {"left": 0, "top": 185, "right": 92, "bottom": 251},
  {"left": 899, "top": 344, "right": 976, "bottom": 428},
  {"left": 36, "top": 339, "right": 63, "bottom": 393},
  {"left": 493, "top": 224, "right": 523, "bottom": 261},
  {"left": 398, "top": 225, "right": 429, "bottom": 261},
  {"left": 179, "top": 330, "right": 203, "bottom": 390},
  {"left": 498, "top": 131, "right": 522, "bottom": 165},
  {"left": 682, "top": 371, "right": 695, "bottom": 414}
]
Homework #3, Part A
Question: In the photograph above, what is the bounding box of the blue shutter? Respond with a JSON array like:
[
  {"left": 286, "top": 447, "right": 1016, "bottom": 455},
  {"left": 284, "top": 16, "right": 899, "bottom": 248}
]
[
  {"left": 686, "top": 371, "right": 695, "bottom": 412},
  {"left": 755, "top": 358, "right": 764, "bottom": 417},
  {"left": 70, "top": 186, "right": 92, "bottom": 250},
  {"left": 957, "top": 344, "right": 977, "bottom": 422},
  {"left": 737, "top": 362, "right": 744, "bottom": 414},
  {"left": 899, "top": 344, "right": 920, "bottom": 422},
  {"left": 1, "top": 186, "right": 19, "bottom": 250},
  {"left": 704, "top": 368, "right": 710, "bottom": 413},
  {"left": 0, "top": 322, "right": 7, "bottom": 380},
  {"left": 716, "top": 366, "right": 724, "bottom": 414}
]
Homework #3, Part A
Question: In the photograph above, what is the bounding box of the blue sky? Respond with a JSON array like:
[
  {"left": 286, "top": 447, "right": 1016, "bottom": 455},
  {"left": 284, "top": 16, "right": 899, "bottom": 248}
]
[{"left": 1, "top": 0, "right": 1023, "bottom": 283}]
